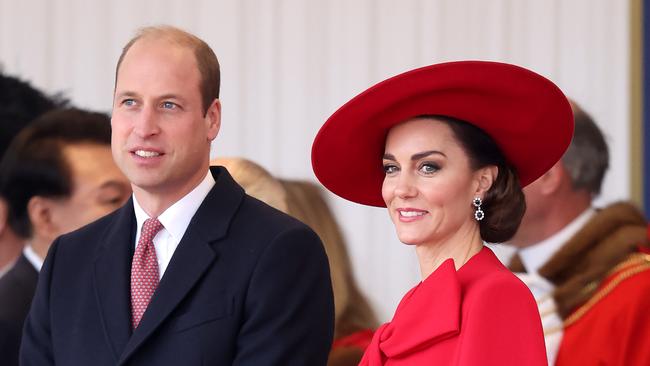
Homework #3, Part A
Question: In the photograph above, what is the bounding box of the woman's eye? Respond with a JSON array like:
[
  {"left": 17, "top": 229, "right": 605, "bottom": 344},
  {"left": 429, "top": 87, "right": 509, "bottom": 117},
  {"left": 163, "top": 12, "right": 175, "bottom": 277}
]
[
  {"left": 383, "top": 164, "right": 399, "bottom": 175},
  {"left": 419, "top": 163, "right": 439, "bottom": 174}
]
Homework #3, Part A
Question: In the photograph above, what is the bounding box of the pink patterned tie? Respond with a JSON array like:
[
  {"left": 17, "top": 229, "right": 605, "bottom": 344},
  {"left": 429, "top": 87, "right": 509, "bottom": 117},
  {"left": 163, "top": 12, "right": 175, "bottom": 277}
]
[{"left": 131, "top": 218, "right": 163, "bottom": 329}]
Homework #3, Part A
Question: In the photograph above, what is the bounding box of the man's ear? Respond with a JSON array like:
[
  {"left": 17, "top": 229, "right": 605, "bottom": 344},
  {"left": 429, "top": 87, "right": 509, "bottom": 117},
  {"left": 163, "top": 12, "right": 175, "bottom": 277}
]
[
  {"left": 205, "top": 99, "right": 221, "bottom": 142},
  {"left": 474, "top": 165, "right": 498, "bottom": 197},
  {"left": 0, "top": 199, "right": 9, "bottom": 235},
  {"left": 27, "top": 196, "right": 58, "bottom": 240},
  {"left": 537, "top": 162, "right": 565, "bottom": 195}
]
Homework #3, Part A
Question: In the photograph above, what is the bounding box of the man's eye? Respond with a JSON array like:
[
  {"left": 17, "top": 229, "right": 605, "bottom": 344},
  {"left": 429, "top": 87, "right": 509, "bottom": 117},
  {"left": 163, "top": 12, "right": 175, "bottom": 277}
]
[
  {"left": 104, "top": 196, "right": 123, "bottom": 205},
  {"left": 122, "top": 99, "right": 136, "bottom": 106},
  {"left": 162, "top": 101, "right": 176, "bottom": 109}
]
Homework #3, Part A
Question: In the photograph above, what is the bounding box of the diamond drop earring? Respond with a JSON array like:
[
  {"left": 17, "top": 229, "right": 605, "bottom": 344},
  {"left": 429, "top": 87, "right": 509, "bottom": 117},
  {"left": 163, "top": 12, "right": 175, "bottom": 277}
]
[{"left": 473, "top": 197, "right": 484, "bottom": 221}]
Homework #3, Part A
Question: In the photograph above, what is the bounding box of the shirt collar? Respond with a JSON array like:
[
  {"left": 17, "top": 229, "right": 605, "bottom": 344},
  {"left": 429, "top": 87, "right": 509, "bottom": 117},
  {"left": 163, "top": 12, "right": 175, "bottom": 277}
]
[
  {"left": 519, "top": 207, "right": 596, "bottom": 274},
  {"left": 23, "top": 243, "right": 44, "bottom": 271},
  {"left": 133, "top": 170, "right": 216, "bottom": 242}
]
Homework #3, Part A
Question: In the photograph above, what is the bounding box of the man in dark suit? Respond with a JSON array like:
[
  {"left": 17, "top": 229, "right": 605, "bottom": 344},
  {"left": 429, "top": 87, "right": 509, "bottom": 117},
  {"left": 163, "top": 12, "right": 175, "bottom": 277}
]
[
  {"left": 21, "top": 25, "right": 334, "bottom": 365},
  {"left": 0, "top": 108, "right": 131, "bottom": 366}
]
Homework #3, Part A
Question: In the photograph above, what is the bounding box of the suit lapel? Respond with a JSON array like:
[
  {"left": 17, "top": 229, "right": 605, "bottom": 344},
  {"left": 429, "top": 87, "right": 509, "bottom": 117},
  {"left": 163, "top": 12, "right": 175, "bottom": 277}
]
[
  {"left": 93, "top": 200, "right": 136, "bottom": 363},
  {"left": 11, "top": 254, "right": 39, "bottom": 293},
  {"left": 118, "top": 166, "right": 245, "bottom": 364}
]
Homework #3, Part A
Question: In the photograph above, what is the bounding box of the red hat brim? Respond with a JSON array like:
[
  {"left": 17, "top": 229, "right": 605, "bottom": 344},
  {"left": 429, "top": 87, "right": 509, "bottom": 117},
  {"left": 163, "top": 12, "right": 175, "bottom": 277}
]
[{"left": 311, "top": 61, "right": 574, "bottom": 207}]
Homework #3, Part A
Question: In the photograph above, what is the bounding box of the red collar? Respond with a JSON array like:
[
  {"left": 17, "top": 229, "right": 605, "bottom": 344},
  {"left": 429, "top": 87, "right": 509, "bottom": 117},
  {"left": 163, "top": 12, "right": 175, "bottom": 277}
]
[{"left": 365, "top": 248, "right": 501, "bottom": 362}]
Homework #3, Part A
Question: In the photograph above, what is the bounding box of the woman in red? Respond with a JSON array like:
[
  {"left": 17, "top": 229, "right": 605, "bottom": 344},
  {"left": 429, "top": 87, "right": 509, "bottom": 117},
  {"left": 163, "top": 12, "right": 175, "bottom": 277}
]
[{"left": 311, "top": 61, "right": 574, "bottom": 365}]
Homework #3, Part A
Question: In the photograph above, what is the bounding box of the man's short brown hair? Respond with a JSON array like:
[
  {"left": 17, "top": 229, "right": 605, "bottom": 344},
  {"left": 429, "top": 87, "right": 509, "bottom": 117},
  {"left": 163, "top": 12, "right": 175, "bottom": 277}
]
[{"left": 114, "top": 25, "right": 220, "bottom": 115}]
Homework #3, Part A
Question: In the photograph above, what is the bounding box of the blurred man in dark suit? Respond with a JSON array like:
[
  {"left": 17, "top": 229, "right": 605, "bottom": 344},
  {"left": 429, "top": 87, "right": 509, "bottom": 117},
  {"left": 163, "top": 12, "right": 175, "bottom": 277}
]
[
  {"left": 0, "top": 72, "right": 66, "bottom": 277},
  {"left": 0, "top": 108, "right": 131, "bottom": 366}
]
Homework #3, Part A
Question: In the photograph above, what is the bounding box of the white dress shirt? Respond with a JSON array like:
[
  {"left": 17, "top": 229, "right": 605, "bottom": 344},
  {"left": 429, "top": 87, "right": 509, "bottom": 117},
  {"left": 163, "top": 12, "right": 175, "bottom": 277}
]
[
  {"left": 132, "top": 171, "right": 215, "bottom": 280},
  {"left": 519, "top": 207, "right": 596, "bottom": 274},
  {"left": 23, "top": 244, "right": 44, "bottom": 272}
]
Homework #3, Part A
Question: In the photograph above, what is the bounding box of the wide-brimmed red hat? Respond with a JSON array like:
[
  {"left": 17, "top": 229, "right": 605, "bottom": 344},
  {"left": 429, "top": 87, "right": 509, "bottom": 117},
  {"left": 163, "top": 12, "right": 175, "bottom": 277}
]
[{"left": 311, "top": 60, "right": 574, "bottom": 207}]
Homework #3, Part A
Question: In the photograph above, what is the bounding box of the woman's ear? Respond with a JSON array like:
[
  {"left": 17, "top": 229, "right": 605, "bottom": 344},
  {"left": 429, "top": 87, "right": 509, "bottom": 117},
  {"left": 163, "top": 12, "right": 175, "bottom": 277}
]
[{"left": 474, "top": 165, "right": 498, "bottom": 197}]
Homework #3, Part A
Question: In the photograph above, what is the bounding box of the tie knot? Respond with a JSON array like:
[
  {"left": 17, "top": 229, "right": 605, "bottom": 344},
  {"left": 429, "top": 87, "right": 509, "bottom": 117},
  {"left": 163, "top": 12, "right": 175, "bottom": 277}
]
[{"left": 141, "top": 218, "right": 164, "bottom": 241}]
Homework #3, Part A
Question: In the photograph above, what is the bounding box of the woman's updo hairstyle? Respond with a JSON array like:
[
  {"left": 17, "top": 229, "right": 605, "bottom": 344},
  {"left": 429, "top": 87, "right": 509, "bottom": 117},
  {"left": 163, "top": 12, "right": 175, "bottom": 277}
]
[{"left": 424, "top": 115, "right": 526, "bottom": 243}]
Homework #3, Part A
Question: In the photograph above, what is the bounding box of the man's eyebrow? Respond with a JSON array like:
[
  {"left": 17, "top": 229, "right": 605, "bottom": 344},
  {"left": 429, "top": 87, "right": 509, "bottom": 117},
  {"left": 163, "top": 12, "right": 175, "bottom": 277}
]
[
  {"left": 158, "top": 94, "right": 184, "bottom": 101},
  {"left": 98, "top": 181, "right": 129, "bottom": 191},
  {"left": 114, "top": 91, "right": 138, "bottom": 99}
]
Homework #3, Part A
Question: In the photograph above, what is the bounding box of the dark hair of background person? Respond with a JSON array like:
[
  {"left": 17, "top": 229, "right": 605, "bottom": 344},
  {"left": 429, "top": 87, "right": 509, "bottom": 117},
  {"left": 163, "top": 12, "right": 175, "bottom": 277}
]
[
  {"left": 0, "top": 71, "right": 68, "bottom": 159},
  {"left": 562, "top": 101, "right": 609, "bottom": 195},
  {"left": 114, "top": 25, "right": 220, "bottom": 116},
  {"left": 421, "top": 115, "right": 526, "bottom": 243},
  {"left": 0, "top": 108, "right": 111, "bottom": 239}
]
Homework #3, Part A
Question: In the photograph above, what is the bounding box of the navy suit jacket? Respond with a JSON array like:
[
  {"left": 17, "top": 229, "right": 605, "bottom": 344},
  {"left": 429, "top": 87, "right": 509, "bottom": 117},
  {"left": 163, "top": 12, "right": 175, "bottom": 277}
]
[
  {"left": 0, "top": 254, "right": 38, "bottom": 366},
  {"left": 21, "top": 166, "right": 334, "bottom": 365}
]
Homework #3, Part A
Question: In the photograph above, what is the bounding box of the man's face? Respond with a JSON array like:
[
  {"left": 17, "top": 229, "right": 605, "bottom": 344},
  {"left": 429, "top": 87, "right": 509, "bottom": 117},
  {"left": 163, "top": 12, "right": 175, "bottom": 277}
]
[
  {"left": 111, "top": 37, "right": 220, "bottom": 199},
  {"left": 48, "top": 143, "right": 131, "bottom": 236}
]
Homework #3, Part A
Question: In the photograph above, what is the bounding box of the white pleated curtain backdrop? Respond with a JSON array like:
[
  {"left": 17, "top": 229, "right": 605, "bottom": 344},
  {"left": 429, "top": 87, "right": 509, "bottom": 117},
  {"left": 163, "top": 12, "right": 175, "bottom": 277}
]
[{"left": 0, "top": 0, "right": 630, "bottom": 321}]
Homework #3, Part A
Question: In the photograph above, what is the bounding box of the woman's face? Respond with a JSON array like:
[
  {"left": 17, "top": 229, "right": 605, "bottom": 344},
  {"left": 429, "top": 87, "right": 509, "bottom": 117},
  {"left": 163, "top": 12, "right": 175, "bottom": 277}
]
[{"left": 381, "top": 118, "right": 487, "bottom": 246}]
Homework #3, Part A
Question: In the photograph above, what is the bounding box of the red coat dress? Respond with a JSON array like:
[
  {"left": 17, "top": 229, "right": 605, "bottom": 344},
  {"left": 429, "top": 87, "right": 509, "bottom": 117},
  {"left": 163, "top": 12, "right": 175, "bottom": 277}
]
[
  {"left": 555, "top": 251, "right": 650, "bottom": 366},
  {"left": 360, "top": 247, "right": 547, "bottom": 366}
]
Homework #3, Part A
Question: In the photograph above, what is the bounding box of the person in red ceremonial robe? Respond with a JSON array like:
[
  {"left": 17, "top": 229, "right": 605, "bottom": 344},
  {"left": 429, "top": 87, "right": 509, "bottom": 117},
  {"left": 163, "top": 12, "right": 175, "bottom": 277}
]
[
  {"left": 508, "top": 101, "right": 650, "bottom": 366},
  {"left": 312, "top": 60, "right": 575, "bottom": 365}
]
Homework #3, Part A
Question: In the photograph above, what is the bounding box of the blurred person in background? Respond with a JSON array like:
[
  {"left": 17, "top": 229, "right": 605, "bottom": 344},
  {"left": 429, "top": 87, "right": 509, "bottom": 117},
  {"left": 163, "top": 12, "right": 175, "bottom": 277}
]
[
  {"left": 280, "top": 179, "right": 378, "bottom": 366},
  {"left": 212, "top": 157, "right": 378, "bottom": 366},
  {"left": 0, "top": 71, "right": 67, "bottom": 277},
  {"left": 0, "top": 108, "right": 131, "bottom": 366},
  {"left": 210, "top": 157, "right": 288, "bottom": 212},
  {"left": 507, "top": 101, "right": 650, "bottom": 366}
]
